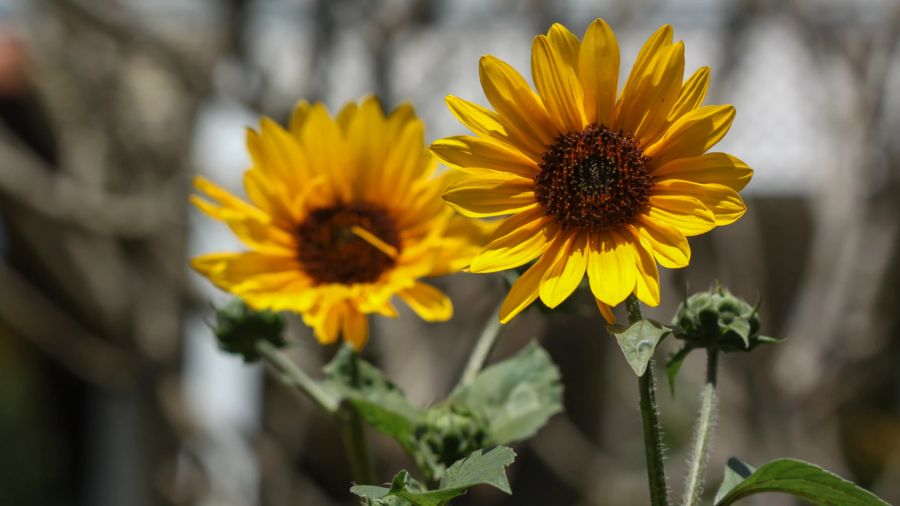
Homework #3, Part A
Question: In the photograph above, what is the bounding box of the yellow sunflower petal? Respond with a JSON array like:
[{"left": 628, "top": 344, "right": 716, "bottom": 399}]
[
  {"left": 595, "top": 298, "right": 616, "bottom": 324},
  {"left": 288, "top": 100, "right": 311, "bottom": 139},
  {"left": 194, "top": 175, "right": 268, "bottom": 221},
  {"left": 587, "top": 230, "right": 637, "bottom": 306},
  {"left": 653, "top": 179, "right": 746, "bottom": 225},
  {"left": 431, "top": 214, "right": 498, "bottom": 276},
  {"left": 633, "top": 216, "right": 691, "bottom": 268},
  {"left": 191, "top": 195, "right": 296, "bottom": 254},
  {"left": 240, "top": 278, "right": 318, "bottom": 312},
  {"left": 617, "top": 41, "right": 685, "bottom": 145},
  {"left": 430, "top": 136, "right": 538, "bottom": 179},
  {"left": 539, "top": 232, "right": 588, "bottom": 308},
  {"left": 191, "top": 252, "right": 300, "bottom": 290},
  {"left": 532, "top": 34, "right": 586, "bottom": 132},
  {"left": 240, "top": 168, "right": 296, "bottom": 225},
  {"left": 305, "top": 303, "right": 342, "bottom": 345},
  {"left": 336, "top": 101, "right": 359, "bottom": 132},
  {"left": 646, "top": 194, "right": 716, "bottom": 236},
  {"left": 667, "top": 66, "right": 710, "bottom": 122},
  {"left": 615, "top": 24, "right": 673, "bottom": 124},
  {"left": 398, "top": 281, "right": 453, "bottom": 321},
  {"left": 625, "top": 225, "right": 662, "bottom": 306},
  {"left": 380, "top": 117, "right": 428, "bottom": 197},
  {"left": 385, "top": 102, "right": 416, "bottom": 140},
  {"left": 345, "top": 96, "right": 388, "bottom": 197},
  {"left": 645, "top": 104, "right": 735, "bottom": 167},
  {"left": 547, "top": 23, "right": 580, "bottom": 68},
  {"left": 446, "top": 95, "right": 509, "bottom": 138},
  {"left": 653, "top": 152, "right": 753, "bottom": 191},
  {"left": 297, "top": 103, "right": 351, "bottom": 201},
  {"left": 342, "top": 306, "right": 369, "bottom": 351},
  {"left": 470, "top": 205, "right": 556, "bottom": 273},
  {"left": 578, "top": 18, "right": 619, "bottom": 126},
  {"left": 253, "top": 118, "right": 311, "bottom": 192},
  {"left": 479, "top": 55, "right": 556, "bottom": 158},
  {"left": 499, "top": 237, "right": 564, "bottom": 323},
  {"left": 442, "top": 173, "right": 535, "bottom": 218}
]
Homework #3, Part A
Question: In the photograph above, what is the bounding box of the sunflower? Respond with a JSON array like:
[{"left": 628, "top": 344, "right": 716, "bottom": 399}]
[
  {"left": 192, "top": 97, "right": 492, "bottom": 350},
  {"left": 433, "top": 19, "right": 752, "bottom": 324}
]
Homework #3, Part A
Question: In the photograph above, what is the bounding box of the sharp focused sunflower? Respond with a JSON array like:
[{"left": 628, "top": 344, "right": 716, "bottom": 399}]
[
  {"left": 192, "top": 97, "right": 492, "bottom": 350},
  {"left": 433, "top": 20, "right": 752, "bottom": 324}
]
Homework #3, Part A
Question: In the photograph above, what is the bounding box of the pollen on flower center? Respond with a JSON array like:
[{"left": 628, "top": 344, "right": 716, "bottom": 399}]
[
  {"left": 297, "top": 202, "right": 401, "bottom": 285},
  {"left": 534, "top": 124, "right": 653, "bottom": 231}
]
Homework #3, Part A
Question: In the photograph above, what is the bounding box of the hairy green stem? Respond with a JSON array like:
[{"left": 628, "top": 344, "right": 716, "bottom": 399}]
[
  {"left": 458, "top": 299, "right": 504, "bottom": 386},
  {"left": 681, "top": 349, "right": 719, "bottom": 506},
  {"left": 626, "top": 295, "right": 670, "bottom": 506},
  {"left": 255, "top": 340, "right": 339, "bottom": 414}
]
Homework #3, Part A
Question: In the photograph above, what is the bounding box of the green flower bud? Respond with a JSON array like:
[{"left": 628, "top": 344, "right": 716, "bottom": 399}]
[
  {"left": 414, "top": 404, "right": 491, "bottom": 471},
  {"left": 212, "top": 299, "right": 286, "bottom": 361},
  {"left": 672, "top": 285, "right": 771, "bottom": 352}
]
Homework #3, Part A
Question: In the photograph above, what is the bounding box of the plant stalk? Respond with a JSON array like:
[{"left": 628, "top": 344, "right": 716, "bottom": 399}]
[
  {"left": 458, "top": 299, "right": 504, "bottom": 386},
  {"left": 255, "top": 340, "right": 339, "bottom": 414},
  {"left": 681, "top": 349, "right": 719, "bottom": 506},
  {"left": 339, "top": 404, "right": 376, "bottom": 485},
  {"left": 256, "top": 341, "right": 375, "bottom": 483},
  {"left": 626, "top": 295, "right": 670, "bottom": 506}
]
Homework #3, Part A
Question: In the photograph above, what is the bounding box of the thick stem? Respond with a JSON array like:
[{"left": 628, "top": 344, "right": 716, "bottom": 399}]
[
  {"left": 458, "top": 299, "right": 504, "bottom": 386},
  {"left": 681, "top": 349, "right": 719, "bottom": 506},
  {"left": 627, "top": 295, "right": 670, "bottom": 506},
  {"left": 255, "top": 340, "right": 339, "bottom": 414},
  {"left": 339, "top": 405, "right": 376, "bottom": 485}
]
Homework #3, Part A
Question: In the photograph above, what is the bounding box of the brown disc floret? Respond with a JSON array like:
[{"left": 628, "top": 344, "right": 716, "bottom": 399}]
[
  {"left": 297, "top": 202, "right": 401, "bottom": 284},
  {"left": 534, "top": 124, "right": 653, "bottom": 231}
]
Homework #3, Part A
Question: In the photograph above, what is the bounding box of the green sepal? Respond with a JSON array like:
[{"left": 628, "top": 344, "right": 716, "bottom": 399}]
[
  {"left": 350, "top": 446, "right": 516, "bottom": 506},
  {"left": 713, "top": 457, "right": 890, "bottom": 506},
  {"left": 609, "top": 319, "right": 673, "bottom": 376},
  {"left": 725, "top": 318, "right": 752, "bottom": 348}
]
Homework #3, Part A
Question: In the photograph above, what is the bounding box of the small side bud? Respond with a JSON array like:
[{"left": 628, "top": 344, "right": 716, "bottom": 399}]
[
  {"left": 212, "top": 299, "right": 286, "bottom": 361},
  {"left": 672, "top": 285, "right": 772, "bottom": 353},
  {"left": 414, "top": 404, "right": 491, "bottom": 472}
]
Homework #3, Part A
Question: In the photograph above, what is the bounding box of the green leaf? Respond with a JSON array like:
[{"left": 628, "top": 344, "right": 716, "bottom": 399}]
[
  {"left": 664, "top": 346, "right": 694, "bottom": 397},
  {"left": 439, "top": 446, "right": 516, "bottom": 493},
  {"left": 322, "top": 346, "right": 422, "bottom": 446},
  {"left": 450, "top": 342, "right": 563, "bottom": 444},
  {"left": 714, "top": 458, "right": 890, "bottom": 506},
  {"left": 350, "top": 447, "right": 516, "bottom": 506},
  {"left": 713, "top": 457, "right": 756, "bottom": 504},
  {"left": 611, "top": 320, "right": 672, "bottom": 376}
]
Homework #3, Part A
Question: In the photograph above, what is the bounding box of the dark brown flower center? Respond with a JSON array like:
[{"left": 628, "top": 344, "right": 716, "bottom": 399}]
[
  {"left": 534, "top": 124, "right": 653, "bottom": 231},
  {"left": 297, "top": 202, "right": 401, "bottom": 285}
]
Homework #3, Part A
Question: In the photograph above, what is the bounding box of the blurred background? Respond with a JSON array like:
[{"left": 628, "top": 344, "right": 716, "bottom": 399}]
[{"left": 0, "top": 0, "right": 899, "bottom": 505}]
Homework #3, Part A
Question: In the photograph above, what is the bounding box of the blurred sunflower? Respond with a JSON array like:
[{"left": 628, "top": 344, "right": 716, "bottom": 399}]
[
  {"left": 192, "top": 97, "right": 491, "bottom": 350},
  {"left": 433, "top": 20, "right": 752, "bottom": 323}
]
